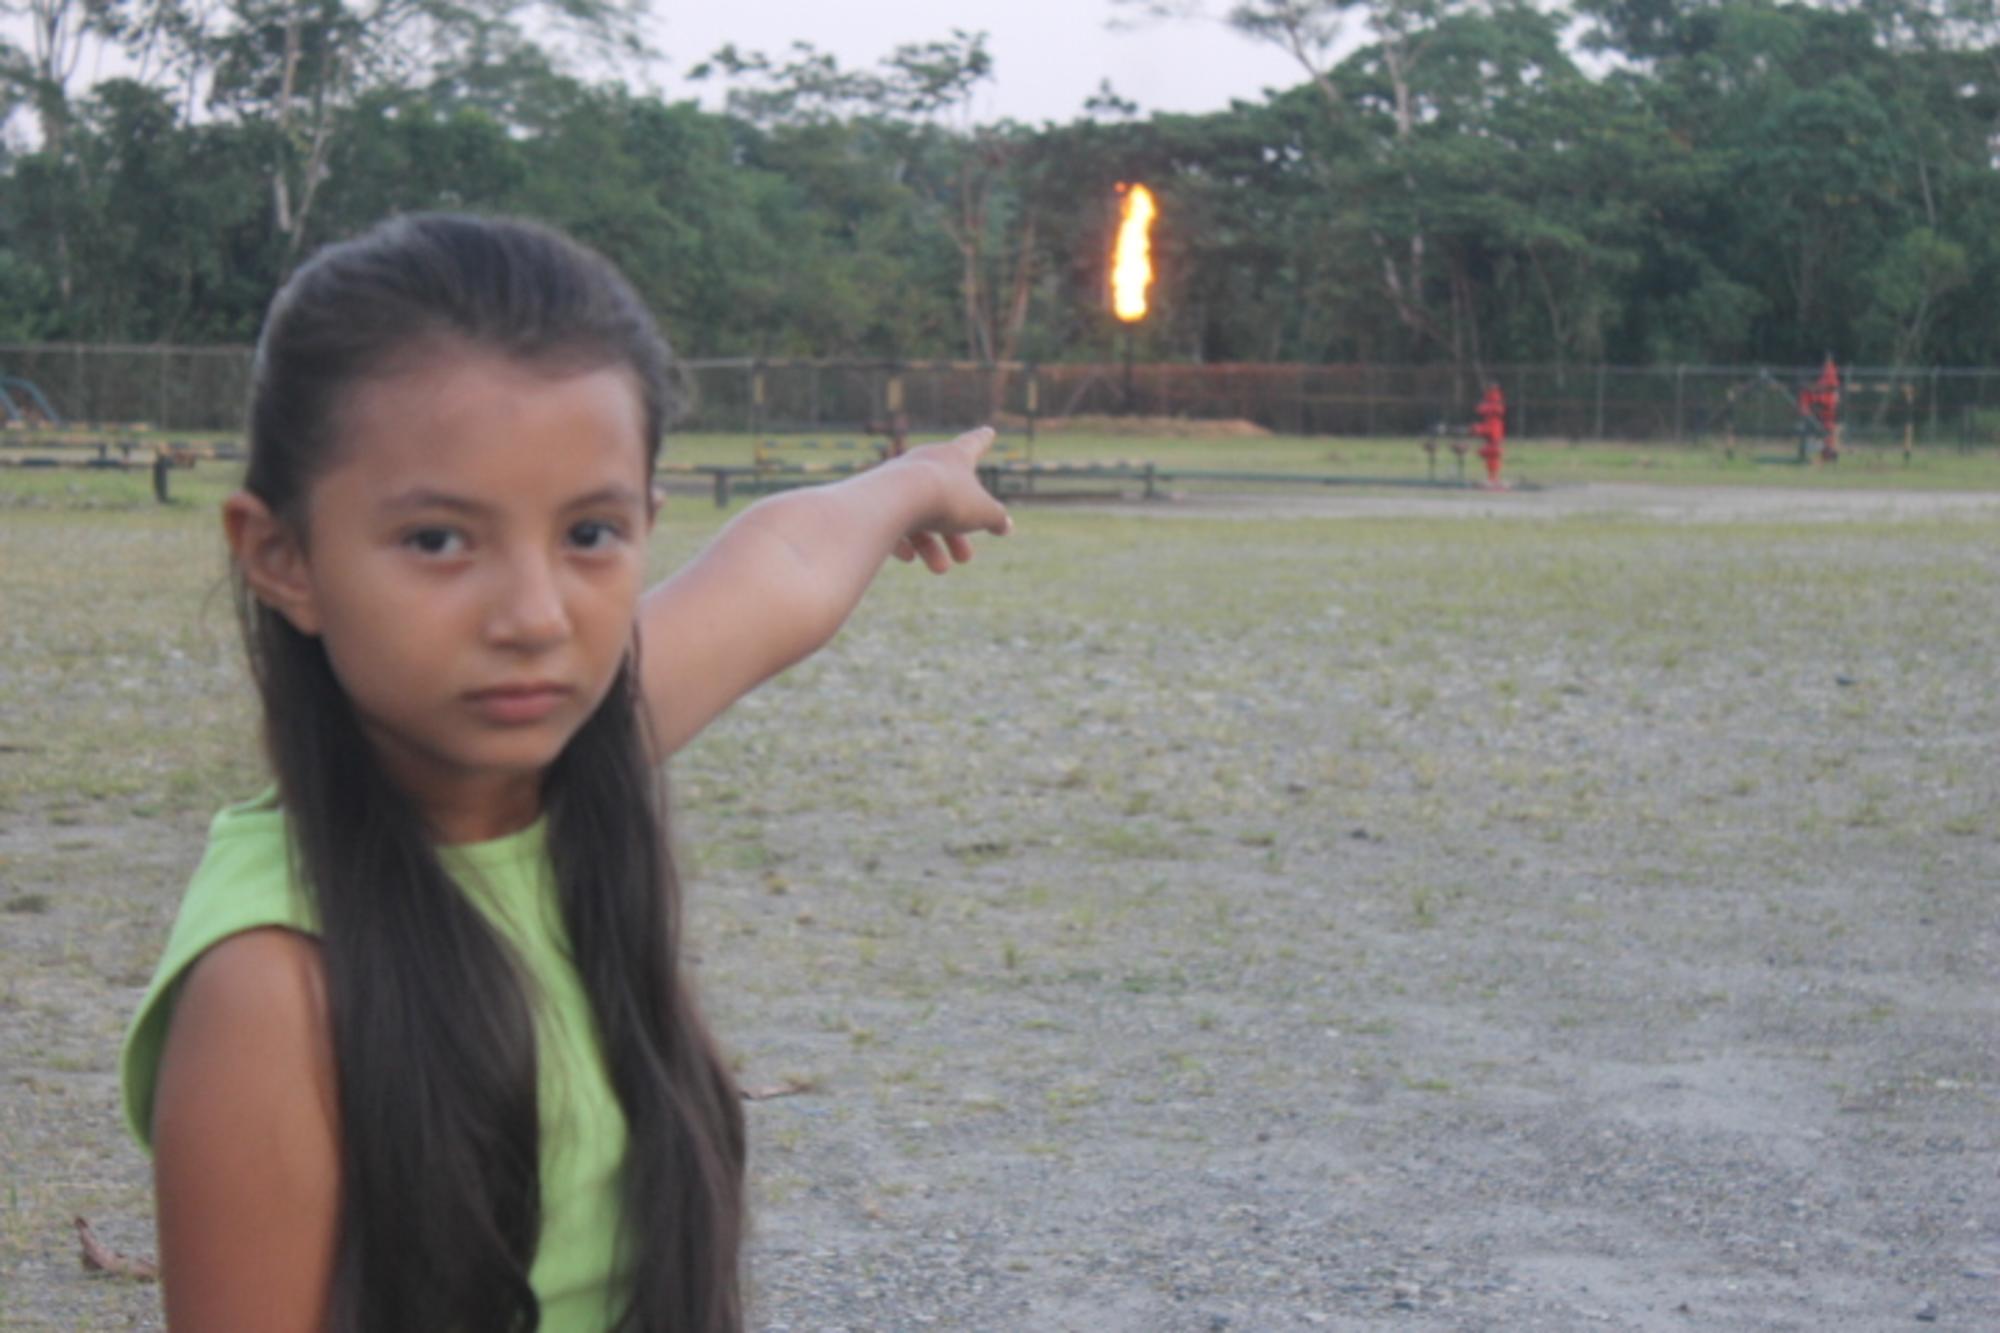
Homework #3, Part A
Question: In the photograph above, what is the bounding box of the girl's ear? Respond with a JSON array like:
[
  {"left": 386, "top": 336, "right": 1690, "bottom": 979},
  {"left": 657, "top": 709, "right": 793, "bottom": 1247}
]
[{"left": 223, "top": 491, "right": 323, "bottom": 636}]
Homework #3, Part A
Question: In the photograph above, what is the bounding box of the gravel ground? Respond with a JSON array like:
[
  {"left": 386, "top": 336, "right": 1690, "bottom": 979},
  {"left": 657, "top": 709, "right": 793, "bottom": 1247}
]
[{"left": 1, "top": 482, "right": 1995, "bottom": 1331}]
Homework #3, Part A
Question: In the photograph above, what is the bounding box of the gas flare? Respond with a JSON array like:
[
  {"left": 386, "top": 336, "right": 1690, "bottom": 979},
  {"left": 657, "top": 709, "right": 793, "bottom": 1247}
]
[{"left": 1111, "top": 183, "right": 1157, "bottom": 323}]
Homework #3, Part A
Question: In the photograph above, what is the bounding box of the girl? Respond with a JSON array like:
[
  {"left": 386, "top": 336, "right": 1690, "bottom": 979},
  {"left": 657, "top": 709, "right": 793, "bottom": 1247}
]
[{"left": 118, "top": 213, "right": 1011, "bottom": 1332}]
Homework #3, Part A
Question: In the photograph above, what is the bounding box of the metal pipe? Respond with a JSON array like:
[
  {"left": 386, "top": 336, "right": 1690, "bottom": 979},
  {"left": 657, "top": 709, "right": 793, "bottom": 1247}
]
[{"left": 1122, "top": 327, "right": 1136, "bottom": 414}]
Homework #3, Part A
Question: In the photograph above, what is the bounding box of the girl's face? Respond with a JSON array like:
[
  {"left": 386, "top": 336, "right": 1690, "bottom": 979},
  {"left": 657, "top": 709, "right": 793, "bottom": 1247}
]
[{"left": 267, "top": 350, "right": 653, "bottom": 842}]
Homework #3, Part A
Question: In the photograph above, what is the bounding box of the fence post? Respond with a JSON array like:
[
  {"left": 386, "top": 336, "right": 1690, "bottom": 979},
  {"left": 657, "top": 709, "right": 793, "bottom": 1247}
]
[
  {"left": 1025, "top": 365, "right": 1039, "bottom": 453},
  {"left": 1674, "top": 364, "right": 1686, "bottom": 443},
  {"left": 1594, "top": 362, "right": 1606, "bottom": 441},
  {"left": 885, "top": 363, "right": 907, "bottom": 453}
]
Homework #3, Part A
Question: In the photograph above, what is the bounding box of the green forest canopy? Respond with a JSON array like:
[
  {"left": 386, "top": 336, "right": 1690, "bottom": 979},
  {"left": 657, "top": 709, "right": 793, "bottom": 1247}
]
[{"left": 5, "top": 0, "right": 2000, "bottom": 375}]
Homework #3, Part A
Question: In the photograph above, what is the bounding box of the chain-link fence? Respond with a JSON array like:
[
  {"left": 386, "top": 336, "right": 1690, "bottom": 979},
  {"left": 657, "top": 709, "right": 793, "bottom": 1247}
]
[
  {"left": 702, "top": 359, "right": 2000, "bottom": 449},
  {"left": 7, "top": 344, "right": 1999, "bottom": 447},
  {"left": 0, "top": 344, "right": 254, "bottom": 433}
]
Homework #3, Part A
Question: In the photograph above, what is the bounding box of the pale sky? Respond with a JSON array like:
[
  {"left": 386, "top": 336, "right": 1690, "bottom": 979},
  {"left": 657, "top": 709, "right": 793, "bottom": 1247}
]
[
  {"left": 3, "top": 1, "right": 1315, "bottom": 144},
  {"left": 649, "top": 1, "right": 1313, "bottom": 125}
]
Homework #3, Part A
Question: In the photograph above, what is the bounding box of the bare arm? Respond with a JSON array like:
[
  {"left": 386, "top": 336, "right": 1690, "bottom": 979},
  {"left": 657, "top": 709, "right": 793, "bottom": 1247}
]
[
  {"left": 637, "top": 427, "right": 1011, "bottom": 759},
  {"left": 152, "top": 928, "right": 341, "bottom": 1332}
]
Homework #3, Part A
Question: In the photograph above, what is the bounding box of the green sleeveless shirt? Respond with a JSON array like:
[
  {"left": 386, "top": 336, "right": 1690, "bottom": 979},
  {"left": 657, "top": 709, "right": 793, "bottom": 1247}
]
[{"left": 121, "top": 792, "right": 631, "bottom": 1330}]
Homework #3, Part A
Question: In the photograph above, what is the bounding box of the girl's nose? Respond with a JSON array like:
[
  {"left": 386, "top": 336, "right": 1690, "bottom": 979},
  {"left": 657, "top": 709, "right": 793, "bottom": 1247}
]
[{"left": 488, "top": 554, "right": 570, "bottom": 647}]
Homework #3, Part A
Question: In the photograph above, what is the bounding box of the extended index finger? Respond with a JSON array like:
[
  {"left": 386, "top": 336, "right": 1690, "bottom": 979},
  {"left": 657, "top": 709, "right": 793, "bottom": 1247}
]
[{"left": 951, "top": 425, "right": 997, "bottom": 462}]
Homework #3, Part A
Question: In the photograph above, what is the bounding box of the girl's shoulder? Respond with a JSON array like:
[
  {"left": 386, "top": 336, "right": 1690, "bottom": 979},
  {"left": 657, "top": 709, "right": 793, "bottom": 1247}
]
[
  {"left": 121, "top": 790, "right": 321, "bottom": 1150},
  {"left": 146, "top": 922, "right": 340, "bottom": 1329}
]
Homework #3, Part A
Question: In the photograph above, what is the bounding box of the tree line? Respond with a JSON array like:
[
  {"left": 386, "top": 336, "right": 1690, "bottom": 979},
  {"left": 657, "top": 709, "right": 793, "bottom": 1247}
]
[{"left": 6, "top": 0, "right": 2000, "bottom": 383}]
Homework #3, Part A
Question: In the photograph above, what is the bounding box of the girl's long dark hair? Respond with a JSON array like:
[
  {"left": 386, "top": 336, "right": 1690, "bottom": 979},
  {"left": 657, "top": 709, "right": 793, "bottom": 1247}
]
[{"left": 238, "top": 213, "right": 744, "bottom": 1331}]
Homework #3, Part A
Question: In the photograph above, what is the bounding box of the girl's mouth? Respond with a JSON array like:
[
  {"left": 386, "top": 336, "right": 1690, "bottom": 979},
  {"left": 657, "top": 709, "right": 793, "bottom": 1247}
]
[{"left": 464, "top": 683, "right": 572, "bottom": 725}]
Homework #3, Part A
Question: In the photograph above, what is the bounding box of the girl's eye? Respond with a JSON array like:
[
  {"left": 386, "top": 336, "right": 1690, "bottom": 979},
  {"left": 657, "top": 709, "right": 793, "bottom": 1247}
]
[
  {"left": 404, "top": 527, "right": 465, "bottom": 556},
  {"left": 569, "top": 519, "right": 623, "bottom": 551}
]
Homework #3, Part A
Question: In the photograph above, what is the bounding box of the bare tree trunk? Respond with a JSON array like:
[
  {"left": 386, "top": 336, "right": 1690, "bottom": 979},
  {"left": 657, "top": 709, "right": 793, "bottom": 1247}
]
[
  {"left": 1374, "top": 227, "right": 1447, "bottom": 349},
  {"left": 271, "top": 7, "right": 305, "bottom": 236},
  {"left": 1375, "top": 25, "right": 1456, "bottom": 374},
  {"left": 28, "top": 0, "right": 92, "bottom": 303},
  {"left": 963, "top": 249, "right": 990, "bottom": 362},
  {"left": 1529, "top": 244, "right": 1572, "bottom": 379},
  {"left": 51, "top": 228, "right": 74, "bottom": 304},
  {"left": 283, "top": 51, "right": 345, "bottom": 264},
  {"left": 27, "top": 0, "right": 86, "bottom": 147},
  {"left": 1444, "top": 251, "right": 1486, "bottom": 404},
  {"left": 986, "top": 209, "right": 1039, "bottom": 416}
]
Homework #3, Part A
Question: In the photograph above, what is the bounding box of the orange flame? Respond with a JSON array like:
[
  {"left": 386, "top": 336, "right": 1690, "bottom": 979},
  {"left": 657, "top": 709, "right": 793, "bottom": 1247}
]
[{"left": 1111, "top": 183, "right": 1157, "bottom": 323}]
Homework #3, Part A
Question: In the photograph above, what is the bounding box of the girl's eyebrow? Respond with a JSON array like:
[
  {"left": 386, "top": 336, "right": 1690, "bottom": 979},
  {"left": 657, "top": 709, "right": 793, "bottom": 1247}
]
[
  {"left": 560, "top": 484, "right": 647, "bottom": 512},
  {"left": 380, "top": 487, "right": 488, "bottom": 516},
  {"left": 379, "top": 484, "right": 646, "bottom": 515}
]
